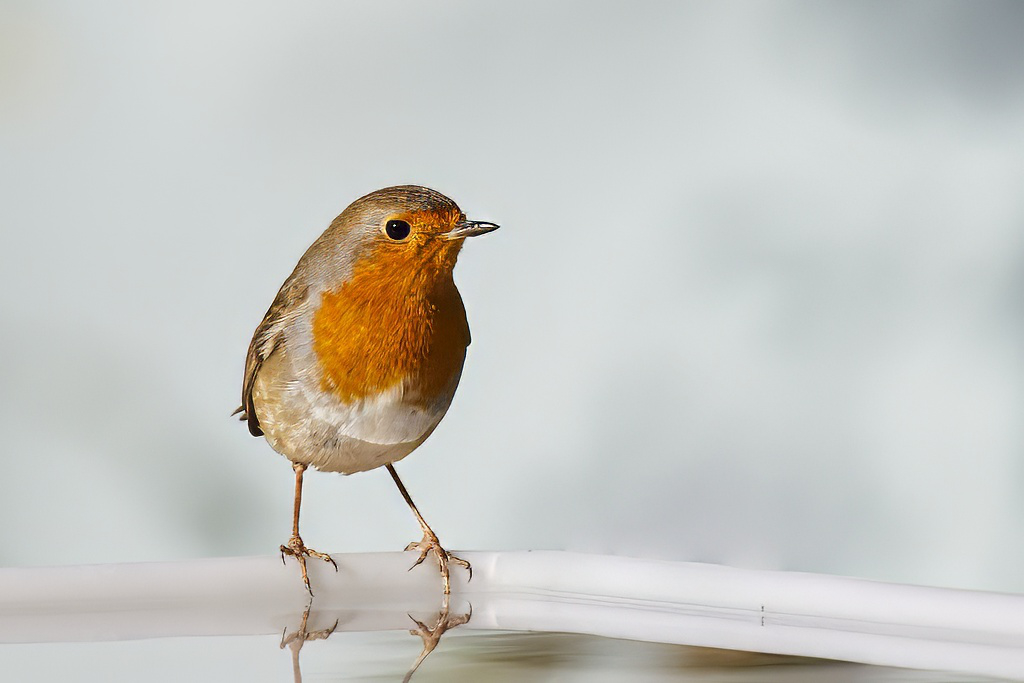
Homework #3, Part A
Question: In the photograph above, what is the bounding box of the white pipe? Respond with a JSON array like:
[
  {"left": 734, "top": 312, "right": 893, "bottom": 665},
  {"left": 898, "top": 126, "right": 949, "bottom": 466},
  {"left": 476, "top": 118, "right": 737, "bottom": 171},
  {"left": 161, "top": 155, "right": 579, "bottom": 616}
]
[{"left": 0, "top": 551, "right": 1021, "bottom": 679}]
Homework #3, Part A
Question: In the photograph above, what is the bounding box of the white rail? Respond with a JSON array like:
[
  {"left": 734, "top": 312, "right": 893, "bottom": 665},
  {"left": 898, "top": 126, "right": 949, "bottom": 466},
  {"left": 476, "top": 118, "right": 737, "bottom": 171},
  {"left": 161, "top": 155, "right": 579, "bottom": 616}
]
[{"left": 1, "top": 551, "right": 1022, "bottom": 679}]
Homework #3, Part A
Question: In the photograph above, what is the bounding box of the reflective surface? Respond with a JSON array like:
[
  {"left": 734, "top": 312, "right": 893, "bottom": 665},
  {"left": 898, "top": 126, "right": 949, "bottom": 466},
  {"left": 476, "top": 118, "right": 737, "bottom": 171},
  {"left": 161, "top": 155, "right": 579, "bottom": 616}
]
[{"left": 0, "top": 626, "right": 1000, "bottom": 683}]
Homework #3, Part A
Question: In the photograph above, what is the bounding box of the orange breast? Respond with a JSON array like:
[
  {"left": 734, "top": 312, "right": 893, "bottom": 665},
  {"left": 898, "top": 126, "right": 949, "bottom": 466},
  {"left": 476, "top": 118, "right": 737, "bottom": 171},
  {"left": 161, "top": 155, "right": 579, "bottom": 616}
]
[{"left": 312, "top": 240, "right": 470, "bottom": 407}]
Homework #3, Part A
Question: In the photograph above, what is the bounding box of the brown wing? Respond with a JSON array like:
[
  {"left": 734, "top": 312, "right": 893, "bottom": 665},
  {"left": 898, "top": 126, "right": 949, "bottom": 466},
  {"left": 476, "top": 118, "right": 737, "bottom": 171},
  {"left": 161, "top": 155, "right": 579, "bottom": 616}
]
[{"left": 235, "top": 274, "right": 308, "bottom": 437}]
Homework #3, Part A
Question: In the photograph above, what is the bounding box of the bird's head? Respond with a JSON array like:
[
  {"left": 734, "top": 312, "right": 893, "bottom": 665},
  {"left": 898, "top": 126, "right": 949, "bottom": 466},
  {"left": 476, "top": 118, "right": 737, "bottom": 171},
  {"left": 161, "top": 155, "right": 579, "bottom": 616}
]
[{"left": 324, "top": 186, "right": 498, "bottom": 282}]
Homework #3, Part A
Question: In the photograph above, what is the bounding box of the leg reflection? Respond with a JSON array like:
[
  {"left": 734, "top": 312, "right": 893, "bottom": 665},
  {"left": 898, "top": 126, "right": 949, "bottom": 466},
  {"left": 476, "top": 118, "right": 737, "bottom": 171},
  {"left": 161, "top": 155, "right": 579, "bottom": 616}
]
[
  {"left": 280, "top": 599, "right": 339, "bottom": 683},
  {"left": 403, "top": 593, "right": 473, "bottom": 683}
]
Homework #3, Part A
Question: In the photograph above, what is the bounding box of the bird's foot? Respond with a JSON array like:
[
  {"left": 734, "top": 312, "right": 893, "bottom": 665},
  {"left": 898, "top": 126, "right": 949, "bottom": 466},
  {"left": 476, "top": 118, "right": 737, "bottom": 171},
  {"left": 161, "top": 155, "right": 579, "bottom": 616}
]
[
  {"left": 281, "top": 535, "right": 337, "bottom": 595},
  {"left": 280, "top": 601, "right": 339, "bottom": 682},
  {"left": 404, "top": 531, "right": 471, "bottom": 595},
  {"left": 402, "top": 595, "right": 472, "bottom": 683},
  {"left": 280, "top": 602, "right": 339, "bottom": 651}
]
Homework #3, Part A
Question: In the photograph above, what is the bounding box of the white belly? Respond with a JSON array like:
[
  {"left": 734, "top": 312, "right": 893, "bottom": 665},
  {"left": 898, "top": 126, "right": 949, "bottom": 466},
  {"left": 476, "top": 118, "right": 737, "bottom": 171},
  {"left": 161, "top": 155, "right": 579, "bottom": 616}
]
[{"left": 252, "top": 345, "right": 462, "bottom": 474}]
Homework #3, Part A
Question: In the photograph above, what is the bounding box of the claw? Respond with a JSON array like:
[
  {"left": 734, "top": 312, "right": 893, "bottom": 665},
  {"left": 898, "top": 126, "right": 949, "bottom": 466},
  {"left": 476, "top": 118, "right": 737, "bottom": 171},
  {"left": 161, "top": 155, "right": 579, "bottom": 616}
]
[
  {"left": 405, "top": 541, "right": 430, "bottom": 571},
  {"left": 281, "top": 535, "right": 337, "bottom": 595},
  {"left": 403, "top": 531, "right": 471, "bottom": 595}
]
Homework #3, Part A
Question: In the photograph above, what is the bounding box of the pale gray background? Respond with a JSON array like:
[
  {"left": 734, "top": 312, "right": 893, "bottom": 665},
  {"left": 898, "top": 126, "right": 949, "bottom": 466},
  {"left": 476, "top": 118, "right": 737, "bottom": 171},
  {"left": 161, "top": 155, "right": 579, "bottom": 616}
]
[{"left": 2, "top": 1, "right": 1022, "bottom": 594}]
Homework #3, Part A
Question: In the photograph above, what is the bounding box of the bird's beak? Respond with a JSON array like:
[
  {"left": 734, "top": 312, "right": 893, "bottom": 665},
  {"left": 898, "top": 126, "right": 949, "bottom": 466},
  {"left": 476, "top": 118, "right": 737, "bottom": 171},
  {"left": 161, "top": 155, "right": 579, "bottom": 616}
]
[{"left": 444, "top": 219, "right": 500, "bottom": 240}]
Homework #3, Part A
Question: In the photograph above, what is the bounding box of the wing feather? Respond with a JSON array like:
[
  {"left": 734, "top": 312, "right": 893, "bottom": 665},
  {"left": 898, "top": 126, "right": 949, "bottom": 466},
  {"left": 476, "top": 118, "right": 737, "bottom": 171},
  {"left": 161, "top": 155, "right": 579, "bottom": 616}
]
[{"left": 236, "top": 274, "right": 308, "bottom": 437}]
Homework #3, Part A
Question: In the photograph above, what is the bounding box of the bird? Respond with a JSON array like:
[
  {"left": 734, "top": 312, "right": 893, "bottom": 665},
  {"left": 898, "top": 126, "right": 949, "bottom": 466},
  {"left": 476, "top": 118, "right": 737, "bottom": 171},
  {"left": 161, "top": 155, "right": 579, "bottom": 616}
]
[{"left": 235, "top": 185, "right": 498, "bottom": 595}]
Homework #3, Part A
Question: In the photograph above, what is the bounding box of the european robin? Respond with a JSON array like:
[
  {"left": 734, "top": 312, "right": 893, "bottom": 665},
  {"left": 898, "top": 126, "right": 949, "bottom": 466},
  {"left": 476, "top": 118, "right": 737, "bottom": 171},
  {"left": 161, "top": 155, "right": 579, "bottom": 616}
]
[{"left": 235, "top": 185, "right": 498, "bottom": 594}]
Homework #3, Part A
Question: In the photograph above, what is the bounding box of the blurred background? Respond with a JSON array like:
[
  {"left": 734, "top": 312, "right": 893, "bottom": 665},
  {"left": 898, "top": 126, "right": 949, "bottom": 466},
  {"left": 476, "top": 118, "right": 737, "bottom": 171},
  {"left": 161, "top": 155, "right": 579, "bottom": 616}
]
[{"left": 1, "top": 1, "right": 1022, "bottom": 594}]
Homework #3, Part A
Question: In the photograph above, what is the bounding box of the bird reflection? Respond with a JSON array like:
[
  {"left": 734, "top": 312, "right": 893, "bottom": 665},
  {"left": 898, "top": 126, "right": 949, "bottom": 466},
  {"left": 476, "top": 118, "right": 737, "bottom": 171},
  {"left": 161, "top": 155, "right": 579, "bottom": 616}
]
[
  {"left": 279, "top": 593, "right": 472, "bottom": 682},
  {"left": 280, "top": 600, "right": 339, "bottom": 683},
  {"left": 403, "top": 593, "right": 472, "bottom": 682}
]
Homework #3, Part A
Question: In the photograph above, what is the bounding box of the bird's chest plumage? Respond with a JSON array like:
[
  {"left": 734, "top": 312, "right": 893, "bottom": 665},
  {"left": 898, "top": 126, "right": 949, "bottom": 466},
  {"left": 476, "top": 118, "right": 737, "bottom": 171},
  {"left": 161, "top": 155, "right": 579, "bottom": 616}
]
[{"left": 311, "top": 262, "right": 470, "bottom": 408}]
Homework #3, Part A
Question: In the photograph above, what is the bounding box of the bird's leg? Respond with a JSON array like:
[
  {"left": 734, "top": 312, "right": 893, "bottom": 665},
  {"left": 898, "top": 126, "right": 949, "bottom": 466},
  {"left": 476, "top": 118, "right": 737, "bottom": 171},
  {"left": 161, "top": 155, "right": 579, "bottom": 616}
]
[
  {"left": 402, "top": 593, "right": 472, "bottom": 683},
  {"left": 281, "top": 462, "right": 337, "bottom": 594},
  {"left": 386, "top": 464, "right": 471, "bottom": 595}
]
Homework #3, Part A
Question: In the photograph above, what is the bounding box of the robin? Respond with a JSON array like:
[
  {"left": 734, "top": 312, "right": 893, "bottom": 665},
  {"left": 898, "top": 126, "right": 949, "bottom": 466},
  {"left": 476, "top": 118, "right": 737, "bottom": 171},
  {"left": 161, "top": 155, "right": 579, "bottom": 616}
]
[{"left": 235, "top": 185, "right": 498, "bottom": 595}]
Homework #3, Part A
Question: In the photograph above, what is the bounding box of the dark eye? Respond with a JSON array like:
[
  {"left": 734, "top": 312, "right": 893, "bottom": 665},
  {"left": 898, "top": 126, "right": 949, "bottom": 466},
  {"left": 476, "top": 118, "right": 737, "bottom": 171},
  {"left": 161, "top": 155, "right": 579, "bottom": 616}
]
[{"left": 384, "top": 219, "right": 411, "bottom": 241}]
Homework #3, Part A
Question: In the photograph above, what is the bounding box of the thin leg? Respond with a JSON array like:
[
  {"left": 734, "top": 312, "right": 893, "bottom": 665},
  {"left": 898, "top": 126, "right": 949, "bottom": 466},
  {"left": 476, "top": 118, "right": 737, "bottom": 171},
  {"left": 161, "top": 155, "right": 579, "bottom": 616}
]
[
  {"left": 386, "top": 464, "right": 471, "bottom": 595},
  {"left": 281, "top": 462, "right": 337, "bottom": 595},
  {"left": 291, "top": 462, "right": 304, "bottom": 538}
]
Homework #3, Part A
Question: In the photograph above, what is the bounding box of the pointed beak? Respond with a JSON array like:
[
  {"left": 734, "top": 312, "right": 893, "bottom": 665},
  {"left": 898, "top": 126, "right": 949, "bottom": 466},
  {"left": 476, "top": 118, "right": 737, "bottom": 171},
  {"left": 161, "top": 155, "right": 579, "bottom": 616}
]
[{"left": 444, "top": 219, "right": 500, "bottom": 240}]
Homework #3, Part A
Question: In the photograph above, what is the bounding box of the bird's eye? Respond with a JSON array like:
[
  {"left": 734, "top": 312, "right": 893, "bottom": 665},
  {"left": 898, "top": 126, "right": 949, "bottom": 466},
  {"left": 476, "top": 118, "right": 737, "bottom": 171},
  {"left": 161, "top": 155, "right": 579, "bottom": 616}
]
[{"left": 384, "top": 219, "right": 411, "bottom": 241}]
